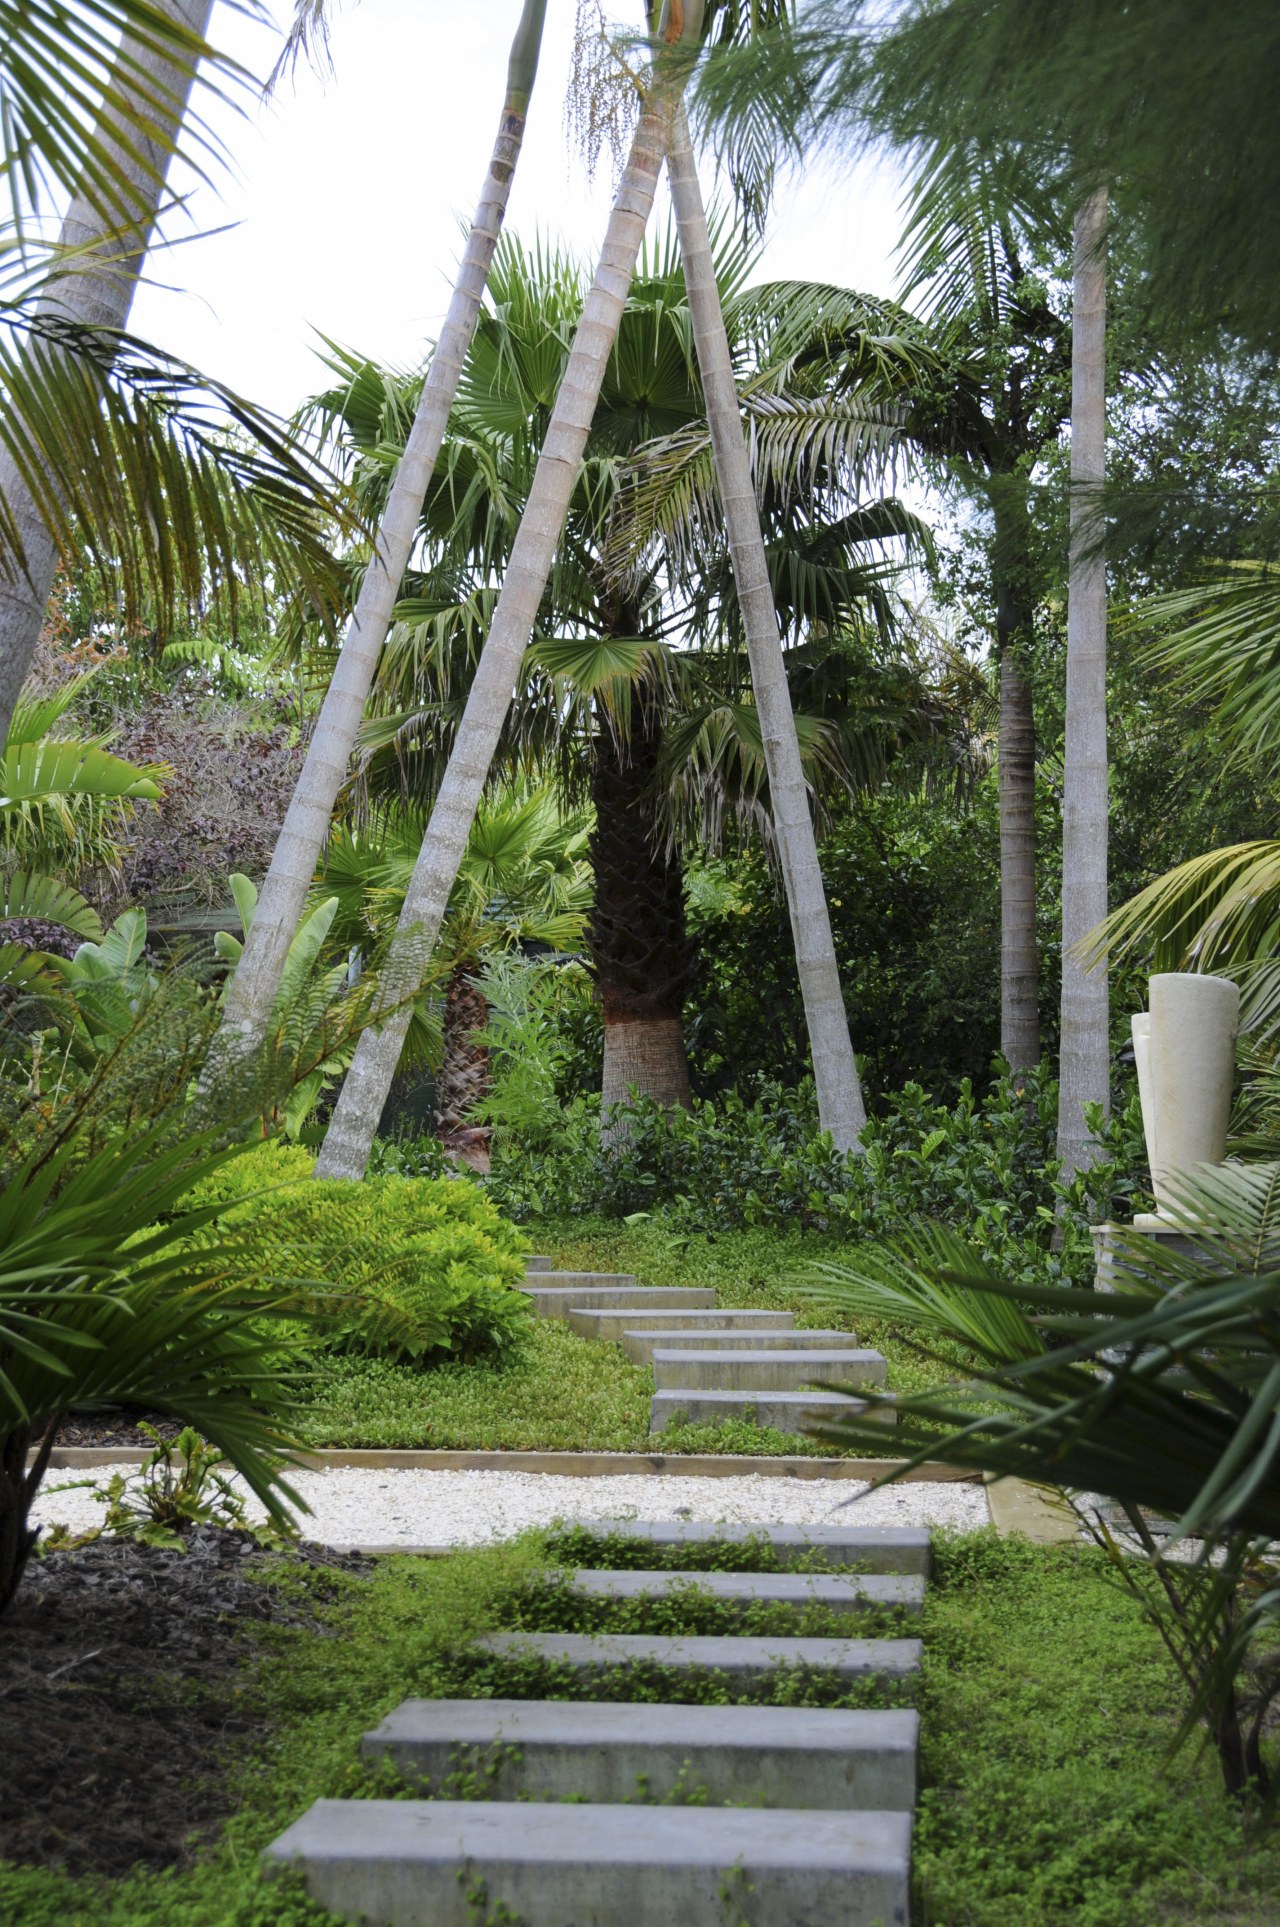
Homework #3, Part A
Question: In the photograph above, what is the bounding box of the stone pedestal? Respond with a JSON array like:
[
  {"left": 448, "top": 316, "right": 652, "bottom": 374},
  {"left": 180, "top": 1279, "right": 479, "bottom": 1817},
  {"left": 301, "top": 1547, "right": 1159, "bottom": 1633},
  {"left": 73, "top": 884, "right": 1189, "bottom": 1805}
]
[{"left": 1131, "top": 971, "right": 1239, "bottom": 1231}]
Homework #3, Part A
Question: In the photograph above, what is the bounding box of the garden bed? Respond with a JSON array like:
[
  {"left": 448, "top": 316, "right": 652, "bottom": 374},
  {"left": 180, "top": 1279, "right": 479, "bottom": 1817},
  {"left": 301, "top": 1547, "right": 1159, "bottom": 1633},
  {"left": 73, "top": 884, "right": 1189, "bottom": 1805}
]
[{"left": 4, "top": 1530, "right": 1279, "bottom": 1925}]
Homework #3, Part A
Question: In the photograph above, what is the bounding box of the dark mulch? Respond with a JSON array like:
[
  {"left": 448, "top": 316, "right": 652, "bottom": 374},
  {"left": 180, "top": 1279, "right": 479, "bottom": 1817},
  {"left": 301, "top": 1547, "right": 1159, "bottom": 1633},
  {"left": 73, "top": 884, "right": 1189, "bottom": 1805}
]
[
  {"left": 0, "top": 1527, "right": 372, "bottom": 1877},
  {"left": 55, "top": 1410, "right": 186, "bottom": 1449}
]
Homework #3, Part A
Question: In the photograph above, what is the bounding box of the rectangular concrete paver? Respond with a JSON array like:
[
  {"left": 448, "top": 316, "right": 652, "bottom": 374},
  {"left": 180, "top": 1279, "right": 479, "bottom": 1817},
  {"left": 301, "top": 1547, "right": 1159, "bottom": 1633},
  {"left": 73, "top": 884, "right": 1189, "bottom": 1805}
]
[
  {"left": 362, "top": 1698, "right": 920, "bottom": 1810},
  {"left": 652, "top": 1347, "right": 889, "bottom": 1392},
  {"left": 263, "top": 1799, "right": 912, "bottom": 1927},
  {"left": 562, "top": 1520, "right": 933, "bottom": 1576},
  {"left": 551, "top": 1565, "right": 924, "bottom": 1615},
  {"left": 621, "top": 1327, "right": 862, "bottom": 1366},
  {"left": 569, "top": 1306, "right": 794, "bottom": 1342},
  {"left": 475, "top": 1629, "right": 922, "bottom": 1680},
  {"left": 650, "top": 1387, "right": 894, "bottom": 1434},
  {"left": 521, "top": 1283, "right": 715, "bottom": 1317}
]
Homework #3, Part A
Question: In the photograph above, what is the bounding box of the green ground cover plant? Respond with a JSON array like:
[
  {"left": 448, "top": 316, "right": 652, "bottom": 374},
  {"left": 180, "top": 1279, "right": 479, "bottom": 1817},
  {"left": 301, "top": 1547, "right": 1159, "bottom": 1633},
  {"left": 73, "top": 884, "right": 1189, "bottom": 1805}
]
[
  {"left": 295, "top": 1217, "right": 975, "bottom": 1452},
  {"left": 5, "top": 1531, "right": 1280, "bottom": 1925},
  {"left": 298, "top": 1318, "right": 849, "bottom": 1455}
]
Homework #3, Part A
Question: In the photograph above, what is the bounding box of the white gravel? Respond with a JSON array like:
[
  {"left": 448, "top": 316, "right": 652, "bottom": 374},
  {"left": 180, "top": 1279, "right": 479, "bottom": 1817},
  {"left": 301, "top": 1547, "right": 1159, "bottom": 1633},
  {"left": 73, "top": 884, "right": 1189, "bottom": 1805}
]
[{"left": 32, "top": 1465, "right": 990, "bottom": 1548}]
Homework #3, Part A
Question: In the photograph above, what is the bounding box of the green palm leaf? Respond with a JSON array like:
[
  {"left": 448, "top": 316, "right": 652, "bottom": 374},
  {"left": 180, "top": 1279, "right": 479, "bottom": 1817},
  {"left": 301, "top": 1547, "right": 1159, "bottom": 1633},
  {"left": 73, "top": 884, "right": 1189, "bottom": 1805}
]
[
  {"left": 0, "top": 0, "right": 235, "bottom": 242},
  {"left": 0, "top": 870, "right": 102, "bottom": 940},
  {"left": 0, "top": 301, "right": 354, "bottom": 635}
]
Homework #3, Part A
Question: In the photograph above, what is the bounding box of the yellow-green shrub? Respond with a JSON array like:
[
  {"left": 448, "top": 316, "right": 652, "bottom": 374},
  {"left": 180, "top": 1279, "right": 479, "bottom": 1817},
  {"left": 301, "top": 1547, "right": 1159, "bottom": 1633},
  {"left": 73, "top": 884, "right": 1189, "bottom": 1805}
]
[{"left": 180, "top": 1144, "right": 530, "bottom": 1364}]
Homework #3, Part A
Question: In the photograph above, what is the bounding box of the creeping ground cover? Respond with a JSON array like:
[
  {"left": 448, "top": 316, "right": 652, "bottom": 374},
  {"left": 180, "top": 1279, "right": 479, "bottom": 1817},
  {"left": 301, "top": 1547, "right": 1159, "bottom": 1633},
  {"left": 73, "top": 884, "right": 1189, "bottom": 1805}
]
[{"left": 3, "top": 1530, "right": 1280, "bottom": 1925}]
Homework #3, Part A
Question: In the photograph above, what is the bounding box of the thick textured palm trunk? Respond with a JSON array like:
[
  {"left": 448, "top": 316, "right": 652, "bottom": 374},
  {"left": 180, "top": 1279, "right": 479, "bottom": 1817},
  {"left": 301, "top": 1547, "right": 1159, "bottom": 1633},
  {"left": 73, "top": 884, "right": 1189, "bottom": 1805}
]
[
  {"left": 435, "top": 963, "right": 492, "bottom": 1139},
  {"left": 993, "top": 492, "right": 1041, "bottom": 1072},
  {"left": 217, "top": 0, "right": 548, "bottom": 1057},
  {"left": 666, "top": 106, "right": 865, "bottom": 1150},
  {"left": 0, "top": 0, "right": 214, "bottom": 744},
  {"left": 1057, "top": 188, "right": 1110, "bottom": 1181},
  {"left": 591, "top": 695, "right": 695, "bottom": 1137},
  {"left": 313, "top": 4, "right": 705, "bottom": 1181}
]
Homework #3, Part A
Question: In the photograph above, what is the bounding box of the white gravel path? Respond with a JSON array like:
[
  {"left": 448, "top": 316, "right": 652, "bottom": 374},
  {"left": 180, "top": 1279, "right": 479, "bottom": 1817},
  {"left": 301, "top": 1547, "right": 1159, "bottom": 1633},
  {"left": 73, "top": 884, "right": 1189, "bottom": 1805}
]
[{"left": 32, "top": 1465, "right": 990, "bottom": 1548}]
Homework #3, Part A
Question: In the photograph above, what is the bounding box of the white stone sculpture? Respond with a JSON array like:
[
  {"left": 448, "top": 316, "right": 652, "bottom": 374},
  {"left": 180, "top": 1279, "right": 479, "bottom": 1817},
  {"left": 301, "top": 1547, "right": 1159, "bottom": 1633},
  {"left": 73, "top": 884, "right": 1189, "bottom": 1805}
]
[{"left": 1131, "top": 971, "right": 1239, "bottom": 1229}]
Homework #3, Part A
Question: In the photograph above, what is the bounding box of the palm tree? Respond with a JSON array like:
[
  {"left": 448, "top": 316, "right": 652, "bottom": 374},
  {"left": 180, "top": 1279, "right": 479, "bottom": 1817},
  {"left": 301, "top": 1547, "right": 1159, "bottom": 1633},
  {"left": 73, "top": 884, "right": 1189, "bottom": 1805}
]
[
  {"left": 310, "top": 230, "right": 928, "bottom": 1147},
  {"left": 310, "top": 2, "right": 708, "bottom": 1180},
  {"left": 1056, "top": 188, "right": 1110, "bottom": 1181},
  {"left": 882, "top": 149, "right": 1072, "bottom": 1074},
  {"left": 217, "top": 0, "right": 551, "bottom": 1059},
  {"left": 0, "top": 0, "right": 353, "bottom": 746}
]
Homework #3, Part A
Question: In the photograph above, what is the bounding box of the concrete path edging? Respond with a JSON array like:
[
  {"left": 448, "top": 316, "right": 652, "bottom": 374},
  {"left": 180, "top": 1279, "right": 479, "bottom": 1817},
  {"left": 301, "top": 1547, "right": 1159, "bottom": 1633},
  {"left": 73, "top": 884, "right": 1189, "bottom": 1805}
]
[{"left": 36, "top": 1443, "right": 984, "bottom": 1481}]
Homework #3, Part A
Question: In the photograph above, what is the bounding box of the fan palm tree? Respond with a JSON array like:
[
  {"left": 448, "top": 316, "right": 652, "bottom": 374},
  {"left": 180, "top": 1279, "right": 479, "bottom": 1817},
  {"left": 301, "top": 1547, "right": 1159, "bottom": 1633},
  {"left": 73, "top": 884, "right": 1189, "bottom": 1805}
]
[
  {"left": 217, "top": 0, "right": 552, "bottom": 1059},
  {"left": 310, "top": 0, "right": 710, "bottom": 1180},
  {"left": 308, "top": 228, "right": 931, "bottom": 1150}
]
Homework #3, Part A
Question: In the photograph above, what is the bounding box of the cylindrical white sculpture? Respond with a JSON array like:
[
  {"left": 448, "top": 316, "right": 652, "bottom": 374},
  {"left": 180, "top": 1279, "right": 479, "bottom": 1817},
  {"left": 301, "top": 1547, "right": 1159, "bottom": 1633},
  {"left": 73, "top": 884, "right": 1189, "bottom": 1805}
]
[{"left": 1135, "top": 971, "right": 1239, "bottom": 1224}]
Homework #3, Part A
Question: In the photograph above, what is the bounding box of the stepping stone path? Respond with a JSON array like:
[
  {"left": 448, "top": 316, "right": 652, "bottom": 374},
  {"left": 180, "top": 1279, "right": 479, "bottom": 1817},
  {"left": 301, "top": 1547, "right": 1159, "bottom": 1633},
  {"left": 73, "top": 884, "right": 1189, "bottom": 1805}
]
[
  {"left": 263, "top": 1261, "right": 921, "bottom": 1921},
  {"left": 265, "top": 1512, "right": 927, "bottom": 1924},
  {"left": 522, "top": 1255, "right": 895, "bottom": 1440}
]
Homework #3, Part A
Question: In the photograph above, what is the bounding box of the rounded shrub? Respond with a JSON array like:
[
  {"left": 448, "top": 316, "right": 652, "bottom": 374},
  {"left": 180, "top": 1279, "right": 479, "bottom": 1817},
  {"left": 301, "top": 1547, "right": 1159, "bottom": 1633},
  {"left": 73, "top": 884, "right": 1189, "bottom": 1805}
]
[{"left": 181, "top": 1143, "right": 530, "bottom": 1364}]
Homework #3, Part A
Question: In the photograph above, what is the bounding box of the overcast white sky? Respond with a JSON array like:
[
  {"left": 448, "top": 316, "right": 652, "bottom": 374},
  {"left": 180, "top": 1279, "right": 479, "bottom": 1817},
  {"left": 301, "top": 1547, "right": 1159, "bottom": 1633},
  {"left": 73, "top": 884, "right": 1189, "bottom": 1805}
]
[{"left": 128, "top": 0, "right": 908, "bottom": 420}]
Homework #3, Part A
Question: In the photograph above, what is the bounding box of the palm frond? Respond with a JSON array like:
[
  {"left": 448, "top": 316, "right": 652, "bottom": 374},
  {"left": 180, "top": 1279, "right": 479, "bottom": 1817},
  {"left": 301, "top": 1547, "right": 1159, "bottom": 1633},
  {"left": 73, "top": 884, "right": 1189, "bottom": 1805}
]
[
  {"left": 1139, "top": 563, "right": 1280, "bottom": 769},
  {"left": 0, "top": 0, "right": 237, "bottom": 242},
  {"left": 0, "top": 300, "right": 355, "bottom": 636}
]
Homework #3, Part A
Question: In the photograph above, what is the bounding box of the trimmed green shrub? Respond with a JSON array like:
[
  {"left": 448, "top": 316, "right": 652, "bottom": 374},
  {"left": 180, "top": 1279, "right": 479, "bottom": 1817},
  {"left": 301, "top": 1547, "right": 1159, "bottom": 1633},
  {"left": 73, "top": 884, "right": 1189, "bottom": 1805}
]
[
  {"left": 480, "top": 1064, "right": 1147, "bottom": 1290},
  {"left": 180, "top": 1144, "right": 529, "bottom": 1364}
]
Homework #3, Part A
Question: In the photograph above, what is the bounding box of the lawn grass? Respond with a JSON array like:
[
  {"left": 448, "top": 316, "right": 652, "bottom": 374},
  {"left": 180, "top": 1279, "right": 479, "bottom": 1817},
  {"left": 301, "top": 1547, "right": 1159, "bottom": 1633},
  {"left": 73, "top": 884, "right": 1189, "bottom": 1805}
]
[
  {"left": 297, "top": 1215, "right": 961, "bottom": 1453},
  {"left": 3, "top": 1530, "right": 1278, "bottom": 1925}
]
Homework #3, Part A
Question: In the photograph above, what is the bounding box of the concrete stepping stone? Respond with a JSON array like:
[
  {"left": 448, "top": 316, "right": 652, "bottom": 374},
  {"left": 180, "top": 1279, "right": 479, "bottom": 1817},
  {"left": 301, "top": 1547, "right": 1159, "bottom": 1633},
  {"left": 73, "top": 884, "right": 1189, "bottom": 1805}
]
[
  {"left": 650, "top": 1387, "right": 894, "bottom": 1435},
  {"left": 549, "top": 1565, "right": 925, "bottom": 1615},
  {"left": 524, "top": 1254, "right": 554, "bottom": 1272},
  {"left": 361, "top": 1698, "right": 920, "bottom": 1810},
  {"left": 475, "top": 1629, "right": 921, "bottom": 1681},
  {"left": 568, "top": 1305, "right": 794, "bottom": 1342},
  {"left": 520, "top": 1282, "right": 715, "bottom": 1317},
  {"left": 263, "top": 1798, "right": 913, "bottom": 1927},
  {"left": 562, "top": 1520, "right": 932, "bottom": 1576},
  {"left": 623, "top": 1326, "right": 863, "bottom": 1366},
  {"left": 653, "top": 1346, "right": 888, "bottom": 1392}
]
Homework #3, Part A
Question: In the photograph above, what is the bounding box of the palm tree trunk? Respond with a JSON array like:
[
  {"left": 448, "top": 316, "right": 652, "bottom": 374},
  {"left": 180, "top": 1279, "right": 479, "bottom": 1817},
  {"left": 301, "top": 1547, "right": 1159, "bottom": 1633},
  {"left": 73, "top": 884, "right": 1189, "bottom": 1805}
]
[
  {"left": 0, "top": 0, "right": 214, "bottom": 745},
  {"left": 1057, "top": 187, "right": 1110, "bottom": 1182},
  {"left": 216, "top": 0, "right": 548, "bottom": 1057},
  {"left": 591, "top": 689, "right": 695, "bottom": 1136},
  {"left": 313, "top": 4, "right": 705, "bottom": 1181},
  {"left": 992, "top": 492, "right": 1041, "bottom": 1073},
  {"left": 665, "top": 104, "right": 866, "bottom": 1151}
]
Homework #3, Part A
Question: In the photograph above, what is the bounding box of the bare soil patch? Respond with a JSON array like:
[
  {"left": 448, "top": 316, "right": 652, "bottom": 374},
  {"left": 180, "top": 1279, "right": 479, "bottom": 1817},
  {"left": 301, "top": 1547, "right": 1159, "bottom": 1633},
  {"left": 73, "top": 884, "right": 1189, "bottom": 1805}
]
[{"left": 0, "top": 1528, "right": 370, "bottom": 1876}]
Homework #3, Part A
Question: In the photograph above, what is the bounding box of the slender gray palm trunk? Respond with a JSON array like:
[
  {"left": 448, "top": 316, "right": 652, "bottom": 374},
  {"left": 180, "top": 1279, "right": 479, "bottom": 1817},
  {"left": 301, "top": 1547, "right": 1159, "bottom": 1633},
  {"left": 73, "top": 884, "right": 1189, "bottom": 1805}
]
[
  {"left": 992, "top": 488, "right": 1041, "bottom": 1073},
  {"left": 666, "top": 106, "right": 865, "bottom": 1150},
  {"left": 217, "top": 0, "right": 548, "bottom": 1054},
  {"left": 314, "top": 4, "right": 705, "bottom": 1180},
  {"left": 1057, "top": 188, "right": 1110, "bottom": 1181},
  {"left": 0, "top": 0, "right": 213, "bottom": 744}
]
